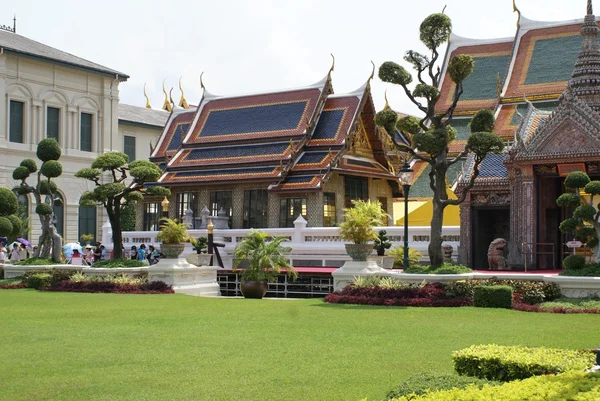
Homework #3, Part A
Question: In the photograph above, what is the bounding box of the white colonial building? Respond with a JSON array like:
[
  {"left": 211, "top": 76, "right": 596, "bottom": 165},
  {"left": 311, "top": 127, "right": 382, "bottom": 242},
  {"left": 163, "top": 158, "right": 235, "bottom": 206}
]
[{"left": 0, "top": 23, "right": 169, "bottom": 244}]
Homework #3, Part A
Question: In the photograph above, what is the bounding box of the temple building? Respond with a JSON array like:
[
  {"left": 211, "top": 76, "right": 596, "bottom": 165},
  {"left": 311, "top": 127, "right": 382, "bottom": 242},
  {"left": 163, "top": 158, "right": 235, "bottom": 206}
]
[
  {"left": 146, "top": 69, "right": 402, "bottom": 230},
  {"left": 438, "top": 1, "right": 600, "bottom": 269}
]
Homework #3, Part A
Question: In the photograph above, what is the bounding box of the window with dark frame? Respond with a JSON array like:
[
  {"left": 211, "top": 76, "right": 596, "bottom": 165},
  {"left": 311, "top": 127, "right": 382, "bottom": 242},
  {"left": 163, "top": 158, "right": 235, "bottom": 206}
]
[
  {"left": 124, "top": 135, "right": 136, "bottom": 162},
  {"left": 143, "top": 202, "right": 161, "bottom": 231},
  {"left": 344, "top": 176, "right": 369, "bottom": 208},
  {"left": 279, "top": 198, "right": 307, "bottom": 227},
  {"left": 210, "top": 191, "right": 233, "bottom": 227},
  {"left": 9, "top": 100, "right": 24, "bottom": 143},
  {"left": 47, "top": 107, "right": 60, "bottom": 141},
  {"left": 323, "top": 192, "right": 336, "bottom": 227},
  {"left": 176, "top": 192, "right": 197, "bottom": 221},
  {"left": 243, "top": 190, "right": 268, "bottom": 229},
  {"left": 78, "top": 205, "right": 97, "bottom": 243},
  {"left": 80, "top": 113, "right": 93, "bottom": 152}
]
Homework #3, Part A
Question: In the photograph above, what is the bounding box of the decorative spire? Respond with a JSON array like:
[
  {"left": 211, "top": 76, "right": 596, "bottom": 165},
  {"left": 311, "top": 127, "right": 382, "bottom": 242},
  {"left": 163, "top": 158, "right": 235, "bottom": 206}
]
[
  {"left": 162, "top": 80, "right": 173, "bottom": 112},
  {"left": 369, "top": 61, "right": 375, "bottom": 81},
  {"left": 200, "top": 72, "right": 205, "bottom": 90},
  {"left": 143, "top": 83, "right": 151, "bottom": 109},
  {"left": 178, "top": 77, "right": 190, "bottom": 109},
  {"left": 329, "top": 53, "right": 335, "bottom": 74},
  {"left": 513, "top": 0, "right": 521, "bottom": 28},
  {"left": 568, "top": 0, "right": 600, "bottom": 111}
]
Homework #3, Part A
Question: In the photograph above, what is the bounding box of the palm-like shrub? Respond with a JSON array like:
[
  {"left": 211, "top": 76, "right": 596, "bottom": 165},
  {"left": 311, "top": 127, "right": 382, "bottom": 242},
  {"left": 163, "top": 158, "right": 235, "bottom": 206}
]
[
  {"left": 388, "top": 246, "right": 423, "bottom": 268},
  {"left": 339, "top": 200, "right": 388, "bottom": 244},
  {"left": 233, "top": 230, "right": 297, "bottom": 282},
  {"left": 156, "top": 218, "right": 189, "bottom": 244}
]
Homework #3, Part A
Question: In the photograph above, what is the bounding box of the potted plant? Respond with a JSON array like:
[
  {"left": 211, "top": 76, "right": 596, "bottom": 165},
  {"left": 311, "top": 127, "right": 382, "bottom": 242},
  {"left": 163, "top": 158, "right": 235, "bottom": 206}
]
[
  {"left": 368, "top": 230, "right": 395, "bottom": 269},
  {"left": 233, "top": 230, "right": 297, "bottom": 299},
  {"left": 80, "top": 233, "right": 94, "bottom": 246},
  {"left": 339, "top": 200, "right": 388, "bottom": 262},
  {"left": 156, "top": 218, "right": 189, "bottom": 259},
  {"left": 186, "top": 236, "right": 212, "bottom": 266}
]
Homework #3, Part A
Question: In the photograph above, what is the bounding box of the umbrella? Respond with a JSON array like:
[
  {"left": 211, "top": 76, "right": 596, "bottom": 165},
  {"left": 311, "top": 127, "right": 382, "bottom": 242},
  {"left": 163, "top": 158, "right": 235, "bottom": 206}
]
[
  {"left": 63, "top": 243, "right": 83, "bottom": 258},
  {"left": 17, "top": 238, "right": 31, "bottom": 247}
]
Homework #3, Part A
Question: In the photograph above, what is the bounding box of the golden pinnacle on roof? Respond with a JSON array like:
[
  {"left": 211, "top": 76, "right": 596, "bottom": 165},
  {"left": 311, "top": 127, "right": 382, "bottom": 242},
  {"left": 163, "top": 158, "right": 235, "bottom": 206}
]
[
  {"left": 162, "top": 80, "right": 173, "bottom": 112},
  {"left": 200, "top": 72, "right": 205, "bottom": 90},
  {"left": 178, "top": 77, "right": 190, "bottom": 109},
  {"left": 369, "top": 61, "right": 376, "bottom": 81},
  {"left": 143, "top": 83, "right": 151, "bottom": 109},
  {"left": 513, "top": 0, "right": 522, "bottom": 27},
  {"left": 329, "top": 53, "right": 335, "bottom": 74}
]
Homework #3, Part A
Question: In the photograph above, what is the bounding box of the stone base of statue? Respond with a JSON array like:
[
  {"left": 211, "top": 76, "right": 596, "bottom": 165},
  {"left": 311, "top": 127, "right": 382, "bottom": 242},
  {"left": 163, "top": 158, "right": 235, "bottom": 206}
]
[
  {"left": 331, "top": 260, "right": 387, "bottom": 292},
  {"left": 148, "top": 258, "right": 220, "bottom": 297}
]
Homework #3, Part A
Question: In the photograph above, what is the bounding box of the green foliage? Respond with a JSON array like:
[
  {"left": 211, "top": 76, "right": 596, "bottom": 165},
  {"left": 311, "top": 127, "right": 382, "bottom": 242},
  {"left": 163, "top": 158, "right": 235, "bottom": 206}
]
[
  {"left": 233, "top": 230, "right": 296, "bottom": 282},
  {"left": 80, "top": 233, "right": 94, "bottom": 244},
  {"left": 386, "top": 372, "right": 500, "bottom": 400},
  {"left": 129, "top": 160, "right": 163, "bottom": 182},
  {"left": 452, "top": 344, "right": 595, "bottom": 382},
  {"left": 375, "top": 108, "right": 399, "bottom": 134},
  {"left": 190, "top": 237, "right": 208, "bottom": 254},
  {"left": 466, "top": 131, "right": 504, "bottom": 158},
  {"left": 74, "top": 168, "right": 102, "bottom": 181},
  {"left": 412, "top": 84, "right": 439, "bottom": 100},
  {"left": 388, "top": 246, "right": 423, "bottom": 268},
  {"left": 575, "top": 205, "right": 597, "bottom": 220},
  {"left": 585, "top": 180, "right": 600, "bottom": 195},
  {"left": 156, "top": 218, "right": 189, "bottom": 244},
  {"left": 576, "top": 226, "right": 596, "bottom": 240},
  {"left": 124, "top": 191, "right": 144, "bottom": 202},
  {"left": 419, "top": 13, "right": 452, "bottom": 50},
  {"left": 36, "top": 138, "right": 61, "bottom": 162},
  {"left": 561, "top": 262, "right": 600, "bottom": 276},
  {"left": 26, "top": 273, "right": 52, "bottom": 290},
  {"left": 564, "top": 171, "right": 591, "bottom": 189},
  {"left": 556, "top": 192, "right": 582, "bottom": 207},
  {"left": 396, "top": 116, "right": 422, "bottom": 136},
  {"left": 448, "top": 54, "right": 474, "bottom": 83},
  {"left": 12, "top": 166, "right": 30, "bottom": 181},
  {"left": 473, "top": 285, "right": 512, "bottom": 309},
  {"left": 339, "top": 200, "right": 388, "bottom": 244},
  {"left": 93, "top": 182, "right": 125, "bottom": 201},
  {"left": 92, "top": 152, "right": 128, "bottom": 170},
  {"left": 13, "top": 258, "right": 61, "bottom": 266},
  {"left": 20, "top": 159, "right": 38, "bottom": 173},
  {"left": 562, "top": 254, "right": 586, "bottom": 270},
  {"left": 35, "top": 203, "right": 53, "bottom": 215},
  {"left": 470, "top": 109, "right": 495, "bottom": 133},
  {"left": 120, "top": 201, "right": 136, "bottom": 231},
  {"left": 444, "top": 279, "right": 561, "bottom": 305},
  {"left": 404, "top": 262, "right": 472, "bottom": 275},
  {"left": 390, "top": 371, "right": 600, "bottom": 401},
  {"left": 413, "top": 127, "right": 455, "bottom": 156},
  {"left": 39, "top": 180, "right": 58, "bottom": 195},
  {"left": 145, "top": 186, "right": 171, "bottom": 197},
  {"left": 0, "top": 217, "right": 13, "bottom": 237},
  {"left": 540, "top": 297, "right": 600, "bottom": 311},
  {"left": 373, "top": 230, "right": 392, "bottom": 256},
  {"left": 0, "top": 188, "right": 18, "bottom": 216},
  {"left": 40, "top": 160, "right": 62, "bottom": 178},
  {"left": 91, "top": 259, "right": 147, "bottom": 268},
  {"left": 379, "top": 61, "right": 413, "bottom": 86},
  {"left": 559, "top": 218, "right": 578, "bottom": 233},
  {"left": 6, "top": 215, "right": 22, "bottom": 237},
  {"left": 403, "top": 50, "right": 429, "bottom": 71}
]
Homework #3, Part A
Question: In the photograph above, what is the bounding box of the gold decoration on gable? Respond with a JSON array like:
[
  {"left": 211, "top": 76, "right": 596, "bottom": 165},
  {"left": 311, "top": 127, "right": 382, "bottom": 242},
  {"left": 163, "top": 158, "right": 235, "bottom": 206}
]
[{"left": 349, "top": 119, "right": 374, "bottom": 158}]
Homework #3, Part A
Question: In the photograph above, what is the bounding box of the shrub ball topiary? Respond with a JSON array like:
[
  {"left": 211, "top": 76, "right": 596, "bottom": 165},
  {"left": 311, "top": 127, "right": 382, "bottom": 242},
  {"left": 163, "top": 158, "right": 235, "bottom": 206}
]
[
  {"left": 375, "top": 108, "right": 398, "bottom": 134},
  {"left": 562, "top": 254, "right": 586, "bottom": 270},
  {"left": 26, "top": 273, "right": 53, "bottom": 290},
  {"left": 378, "top": 61, "right": 413, "bottom": 86},
  {"left": 0, "top": 216, "right": 13, "bottom": 237},
  {"left": 396, "top": 115, "right": 422, "bottom": 135},
  {"left": 584, "top": 180, "right": 600, "bottom": 195},
  {"left": 0, "top": 188, "right": 18, "bottom": 216},
  {"left": 448, "top": 54, "right": 474, "bottom": 83},
  {"left": 20, "top": 159, "right": 38, "bottom": 173},
  {"left": 470, "top": 109, "right": 495, "bottom": 133},
  {"left": 419, "top": 13, "right": 452, "bottom": 50},
  {"left": 473, "top": 285, "right": 512, "bottom": 309},
  {"left": 40, "top": 160, "right": 63, "bottom": 178},
  {"left": 36, "top": 138, "right": 61, "bottom": 162},
  {"left": 556, "top": 193, "right": 582, "bottom": 208},
  {"left": 12, "top": 166, "right": 31, "bottom": 181},
  {"left": 39, "top": 180, "right": 58, "bottom": 196},
  {"left": 559, "top": 218, "right": 578, "bottom": 233},
  {"left": 564, "top": 171, "right": 590, "bottom": 189},
  {"left": 6, "top": 214, "right": 22, "bottom": 237},
  {"left": 36, "top": 203, "right": 53, "bottom": 215},
  {"left": 574, "top": 205, "right": 596, "bottom": 220}
]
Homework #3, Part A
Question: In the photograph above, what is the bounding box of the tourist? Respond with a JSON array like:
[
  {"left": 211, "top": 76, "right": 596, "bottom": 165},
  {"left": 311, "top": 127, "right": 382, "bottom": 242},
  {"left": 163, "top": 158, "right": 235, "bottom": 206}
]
[
  {"left": 71, "top": 249, "right": 83, "bottom": 266},
  {"left": 93, "top": 243, "right": 102, "bottom": 262},
  {"left": 148, "top": 245, "right": 159, "bottom": 265},
  {"left": 20, "top": 243, "right": 29, "bottom": 260},
  {"left": 0, "top": 247, "right": 6, "bottom": 264},
  {"left": 137, "top": 244, "right": 148, "bottom": 265},
  {"left": 99, "top": 245, "right": 107, "bottom": 261},
  {"left": 9, "top": 243, "right": 20, "bottom": 263},
  {"left": 130, "top": 245, "right": 137, "bottom": 260},
  {"left": 84, "top": 245, "right": 94, "bottom": 265}
]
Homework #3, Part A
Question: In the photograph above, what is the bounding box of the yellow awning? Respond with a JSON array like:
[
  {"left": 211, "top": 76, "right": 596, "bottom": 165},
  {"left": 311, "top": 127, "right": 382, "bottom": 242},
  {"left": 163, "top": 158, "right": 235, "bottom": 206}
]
[{"left": 394, "top": 188, "right": 460, "bottom": 226}]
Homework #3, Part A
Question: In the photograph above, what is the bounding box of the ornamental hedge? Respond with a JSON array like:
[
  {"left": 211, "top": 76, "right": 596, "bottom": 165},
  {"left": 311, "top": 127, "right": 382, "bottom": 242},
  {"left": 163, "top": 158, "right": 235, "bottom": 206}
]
[
  {"left": 41, "top": 280, "right": 174, "bottom": 294},
  {"left": 386, "top": 373, "right": 500, "bottom": 400},
  {"left": 473, "top": 285, "right": 512, "bottom": 309},
  {"left": 390, "top": 371, "right": 600, "bottom": 401},
  {"left": 452, "top": 344, "right": 595, "bottom": 382}
]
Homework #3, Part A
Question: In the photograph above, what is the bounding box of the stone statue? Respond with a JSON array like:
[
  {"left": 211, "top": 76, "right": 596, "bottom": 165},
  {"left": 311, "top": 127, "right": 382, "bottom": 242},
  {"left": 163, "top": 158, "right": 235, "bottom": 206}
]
[
  {"left": 442, "top": 245, "right": 453, "bottom": 262},
  {"left": 488, "top": 238, "right": 509, "bottom": 270}
]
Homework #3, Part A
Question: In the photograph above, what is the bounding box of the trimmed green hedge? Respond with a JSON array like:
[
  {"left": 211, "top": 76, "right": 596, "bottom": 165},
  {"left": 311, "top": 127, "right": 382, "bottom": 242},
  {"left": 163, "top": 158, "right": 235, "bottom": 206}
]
[
  {"left": 390, "top": 371, "right": 600, "bottom": 401},
  {"left": 404, "top": 263, "right": 472, "bottom": 275},
  {"left": 386, "top": 373, "right": 499, "bottom": 400},
  {"left": 452, "top": 344, "right": 595, "bottom": 382},
  {"left": 473, "top": 285, "right": 512, "bottom": 309},
  {"left": 92, "top": 259, "right": 146, "bottom": 268},
  {"left": 26, "top": 273, "right": 52, "bottom": 290}
]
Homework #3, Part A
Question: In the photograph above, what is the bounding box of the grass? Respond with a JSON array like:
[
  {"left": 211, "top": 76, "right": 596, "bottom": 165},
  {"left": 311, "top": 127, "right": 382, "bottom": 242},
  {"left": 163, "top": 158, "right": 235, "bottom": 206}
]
[
  {"left": 1, "top": 291, "right": 599, "bottom": 401},
  {"left": 539, "top": 297, "right": 600, "bottom": 311}
]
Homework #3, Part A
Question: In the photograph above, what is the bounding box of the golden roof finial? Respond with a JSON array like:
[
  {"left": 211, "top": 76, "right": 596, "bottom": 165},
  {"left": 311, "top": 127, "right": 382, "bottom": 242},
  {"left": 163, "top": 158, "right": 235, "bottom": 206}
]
[
  {"left": 369, "top": 60, "right": 376, "bottom": 81},
  {"left": 329, "top": 53, "right": 335, "bottom": 74},
  {"left": 178, "top": 76, "right": 190, "bottom": 109},
  {"left": 200, "top": 72, "right": 205, "bottom": 90},
  {"left": 162, "top": 80, "right": 172, "bottom": 112},
  {"left": 384, "top": 89, "right": 390, "bottom": 109},
  {"left": 513, "top": 0, "right": 521, "bottom": 27},
  {"left": 143, "top": 83, "right": 151, "bottom": 109},
  {"left": 442, "top": 4, "right": 447, "bottom": 13}
]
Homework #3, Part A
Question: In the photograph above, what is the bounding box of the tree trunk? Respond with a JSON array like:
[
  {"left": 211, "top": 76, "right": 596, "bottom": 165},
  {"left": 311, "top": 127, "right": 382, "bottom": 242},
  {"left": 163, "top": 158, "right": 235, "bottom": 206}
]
[
  {"left": 427, "top": 163, "right": 449, "bottom": 268},
  {"left": 107, "top": 198, "right": 123, "bottom": 259}
]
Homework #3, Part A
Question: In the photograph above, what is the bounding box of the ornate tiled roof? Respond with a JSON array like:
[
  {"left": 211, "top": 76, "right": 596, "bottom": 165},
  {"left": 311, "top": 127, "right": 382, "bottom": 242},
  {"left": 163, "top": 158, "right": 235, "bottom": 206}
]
[
  {"left": 170, "top": 142, "right": 293, "bottom": 168},
  {"left": 159, "top": 166, "right": 282, "bottom": 184},
  {"left": 409, "top": 160, "right": 465, "bottom": 199},
  {"left": 309, "top": 96, "right": 361, "bottom": 146},
  {"left": 494, "top": 101, "right": 558, "bottom": 139},
  {"left": 292, "top": 151, "right": 334, "bottom": 171},
  {"left": 269, "top": 175, "right": 323, "bottom": 191},
  {"left": 334, "top": 156, "right": 398, "bottom": 180},
  {"left": 478, "top": 153, "right": 509, "bottom": 178},
  {"left": 151, "top": 110, "right": 195, "bottom": 160}
]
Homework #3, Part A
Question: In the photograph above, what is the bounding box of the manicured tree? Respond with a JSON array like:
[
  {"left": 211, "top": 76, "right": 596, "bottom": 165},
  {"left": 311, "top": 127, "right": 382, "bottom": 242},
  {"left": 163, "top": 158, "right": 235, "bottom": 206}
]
[
  {"left": 0, "top": 188, "right": 22, "bottom": 243},
  {"left": 12, "top": 138, "right": 64, "bottom": 261},
  {"left": 556, "top": 171, "right": 600, "bottom": 262},
  {"left": 75, "top": 152, "right": 170, "bottom": 259},
  {"left": 375, "top": 12, "right": 504, "bottom": 267}
]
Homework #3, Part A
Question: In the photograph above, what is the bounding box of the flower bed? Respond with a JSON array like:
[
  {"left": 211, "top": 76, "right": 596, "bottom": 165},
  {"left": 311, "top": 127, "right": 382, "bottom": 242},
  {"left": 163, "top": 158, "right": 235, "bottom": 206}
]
[{"left": 41, "top": 280, "right": 174, "bottom": 294}]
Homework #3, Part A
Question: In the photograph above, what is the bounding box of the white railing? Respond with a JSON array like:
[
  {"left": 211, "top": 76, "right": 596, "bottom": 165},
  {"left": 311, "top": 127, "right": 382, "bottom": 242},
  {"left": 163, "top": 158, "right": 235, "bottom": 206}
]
[{"left": 104, "top": 217, "right": 460, "bottom": 269}]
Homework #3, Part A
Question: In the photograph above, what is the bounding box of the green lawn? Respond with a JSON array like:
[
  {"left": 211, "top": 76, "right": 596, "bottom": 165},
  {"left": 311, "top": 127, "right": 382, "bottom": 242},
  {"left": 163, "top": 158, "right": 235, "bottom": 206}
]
[{"left": 1, "top": 290, "right": 599, "bottom": 401}]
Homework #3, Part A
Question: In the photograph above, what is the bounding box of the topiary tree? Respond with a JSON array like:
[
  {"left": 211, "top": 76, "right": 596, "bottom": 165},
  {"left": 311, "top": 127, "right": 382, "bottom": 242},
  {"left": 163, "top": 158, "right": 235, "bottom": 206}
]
[
  {"left": 556, "top": 171, "right": 600, "bottom": 263},
  {"left": 375, "top": 12, "right": 504, "bottom": 267},
  {"left": 12, "top": 138, "right": 64, "bottom": 262},
  {"left": 75, "top": 152, "right": 170, "bottom": 259},
  {"left": 0, "top": 188, "right": 22, "bottom": 243}
]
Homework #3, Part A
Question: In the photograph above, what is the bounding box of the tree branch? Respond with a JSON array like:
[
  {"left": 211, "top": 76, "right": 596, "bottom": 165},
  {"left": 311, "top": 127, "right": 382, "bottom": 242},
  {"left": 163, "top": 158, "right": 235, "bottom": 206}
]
[
  {"left": 428, "top": 48, "right": 440, "bottom": 86},
  {"left": 448, "top": 148, "right": 469, "bottom": 166},
  {"left": 444, "top": 156, "right": 483, "bottom": 206},
  {"left": 440, "top": 82, "right": 463, "bottom": 123},
  {"left": 401, "top": 84, "right": 429, "bottom": 115},
  {"left": 391, "top": 135, "right": 433, "bottom": 164}
]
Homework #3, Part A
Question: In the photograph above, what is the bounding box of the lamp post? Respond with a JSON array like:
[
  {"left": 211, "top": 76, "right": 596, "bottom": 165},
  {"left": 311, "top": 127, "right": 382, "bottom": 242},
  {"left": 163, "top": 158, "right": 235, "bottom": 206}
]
[
  {"left": 161, "top": 196, "right": 170, "bottom": 219},
  {"left": 399, "top": 161, "right": 414, "bottom": 270}
]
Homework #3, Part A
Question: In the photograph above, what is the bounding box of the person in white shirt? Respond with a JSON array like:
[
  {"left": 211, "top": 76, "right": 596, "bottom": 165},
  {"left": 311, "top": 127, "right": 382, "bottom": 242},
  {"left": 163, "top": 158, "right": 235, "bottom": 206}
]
[
  {"left": 0, "top": 247, "right": 6, "bottom": 264},
  {"left": 9, "top": 244, "right": 20, "bottom": 263}
]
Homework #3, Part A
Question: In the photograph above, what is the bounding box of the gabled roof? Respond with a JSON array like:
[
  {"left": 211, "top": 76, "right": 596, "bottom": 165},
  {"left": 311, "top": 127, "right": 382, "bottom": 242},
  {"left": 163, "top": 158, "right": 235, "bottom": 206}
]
[
  {"left": 0, "top": 29, "right": 128, "bottom": 79},
  {"left": 118, "top": 104, "right": 169, "bottom": 129},
  {"left": 150, "top": 110, "right": 195, "bottom": 161}
]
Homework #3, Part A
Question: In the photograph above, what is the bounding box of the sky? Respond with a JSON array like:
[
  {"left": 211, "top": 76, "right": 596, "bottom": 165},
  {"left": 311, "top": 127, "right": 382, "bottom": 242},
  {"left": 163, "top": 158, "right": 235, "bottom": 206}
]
[{"left": 1, "top": 0, "right": 594, "bottom": 116}]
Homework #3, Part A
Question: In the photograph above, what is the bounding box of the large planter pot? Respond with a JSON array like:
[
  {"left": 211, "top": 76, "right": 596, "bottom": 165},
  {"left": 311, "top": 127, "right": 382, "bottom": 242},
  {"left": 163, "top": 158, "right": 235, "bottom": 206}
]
[
  {"left": 367, "top": 255, "right": 396, "bottom": 269},
  {"left": 240, "top": 280, "right": 268, "bottom": 299},
  {"left": 185, "top": 253, "right": 213, "bottom": 266},
  {"left": 345, "top": 244, "right": 374, "bottom": 262},
  {"left": 160, "top": 243, "right": 185, "bottom": 259}
]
